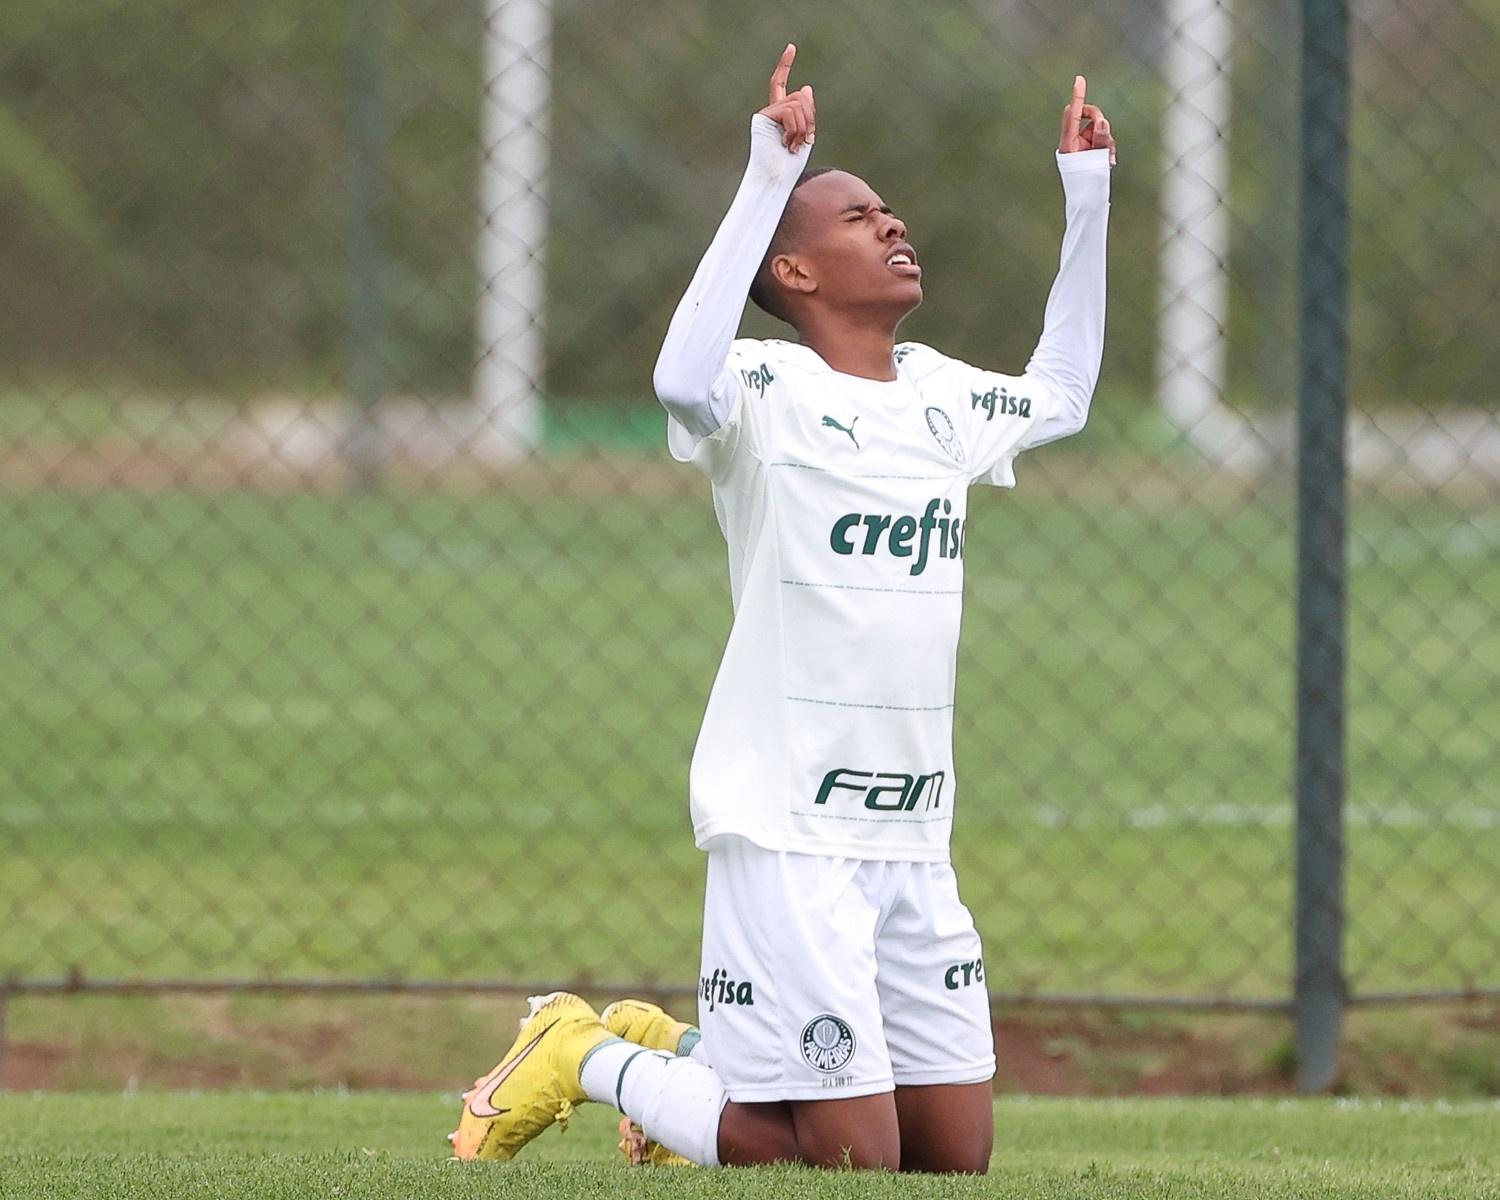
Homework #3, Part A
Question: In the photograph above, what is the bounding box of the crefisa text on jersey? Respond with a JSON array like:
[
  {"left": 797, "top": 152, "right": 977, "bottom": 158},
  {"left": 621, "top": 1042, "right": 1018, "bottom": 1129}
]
[{"left": 829, "top": 497, "right": 964, "bottom": 576}]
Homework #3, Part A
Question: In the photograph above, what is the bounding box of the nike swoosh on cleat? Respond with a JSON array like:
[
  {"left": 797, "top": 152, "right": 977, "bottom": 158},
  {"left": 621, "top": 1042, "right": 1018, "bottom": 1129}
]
[{"left": 466, "top": 1019, "right": 559, "bottom": 1118}]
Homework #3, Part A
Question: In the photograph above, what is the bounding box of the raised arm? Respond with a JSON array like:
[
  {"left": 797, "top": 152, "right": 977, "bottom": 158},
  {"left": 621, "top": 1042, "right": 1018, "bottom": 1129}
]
[
  {"left": 1022, "top": 76, "right": 1115, "bottom": 448},
  {"left": 652, "top": 45, "right": 816, "bottom": 439}
]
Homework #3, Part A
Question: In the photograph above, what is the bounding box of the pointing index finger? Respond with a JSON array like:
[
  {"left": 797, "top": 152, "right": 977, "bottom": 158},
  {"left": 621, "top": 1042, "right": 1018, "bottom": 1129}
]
[
  {"left": 1068, "top": 74, "right": 1087, "bottom": 134},
  {"left": 770, "top": 43, "right": 795, "bottom": 105}
]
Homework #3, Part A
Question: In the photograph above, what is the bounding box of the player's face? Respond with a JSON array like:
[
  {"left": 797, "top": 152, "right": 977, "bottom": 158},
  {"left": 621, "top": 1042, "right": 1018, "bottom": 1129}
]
[{"left": 792, "top": 171, "right": 922, "bottom": 319}]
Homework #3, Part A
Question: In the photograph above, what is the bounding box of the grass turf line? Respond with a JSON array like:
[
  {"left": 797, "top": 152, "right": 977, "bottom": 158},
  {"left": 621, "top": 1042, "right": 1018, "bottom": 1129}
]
[{"left": 2, "top": 1092, "right": 1497, "bottom": 1199}]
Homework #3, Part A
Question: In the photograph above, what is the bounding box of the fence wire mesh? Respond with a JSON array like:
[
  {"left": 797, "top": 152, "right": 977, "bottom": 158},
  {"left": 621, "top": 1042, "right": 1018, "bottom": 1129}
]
[{"left": 1, "top": 0, "right": 1497, "bottom": 1008}]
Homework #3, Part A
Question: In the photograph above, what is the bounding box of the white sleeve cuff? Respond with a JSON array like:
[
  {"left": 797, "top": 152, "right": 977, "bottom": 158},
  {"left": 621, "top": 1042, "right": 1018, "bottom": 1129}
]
[
  {"left": 1055, "top": 148, "right": 1111, "bottom": 209},
  {"left": 1055, "top": 147, "right": 1113, "bottom": 174}
]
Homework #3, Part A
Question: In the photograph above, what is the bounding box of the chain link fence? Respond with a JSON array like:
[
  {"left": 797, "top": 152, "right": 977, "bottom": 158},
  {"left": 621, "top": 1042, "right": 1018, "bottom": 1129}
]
[{"left": 1, "top": 0, "right": 1497, "bottom": 1044}]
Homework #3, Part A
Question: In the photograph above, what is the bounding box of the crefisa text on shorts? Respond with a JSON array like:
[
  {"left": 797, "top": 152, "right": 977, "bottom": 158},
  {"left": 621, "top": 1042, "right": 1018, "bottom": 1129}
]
[
  {"left": 944, "top": 957, "right": 984, "bottom": 990},
  {"left": 700, "top": 967, "right": 755, "bottom": 1012}
]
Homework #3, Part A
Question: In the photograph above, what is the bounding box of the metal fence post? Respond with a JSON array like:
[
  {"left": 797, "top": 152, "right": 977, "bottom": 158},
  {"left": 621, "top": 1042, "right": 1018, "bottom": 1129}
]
[
  {"left": 473, "top": 0, "right": 550, "bottom": 460},
  {"left": 344, "top": 0, "right": 388, "bottom": 487},
  {"left": 1294, "top": 0, "right": 1350, "bottom": 1094}
]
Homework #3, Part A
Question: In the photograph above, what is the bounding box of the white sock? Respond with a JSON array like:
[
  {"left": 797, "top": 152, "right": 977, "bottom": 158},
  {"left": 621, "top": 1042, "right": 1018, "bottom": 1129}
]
[{"left": 578, "top": 1038, "right": 726, "bottom": 1166}]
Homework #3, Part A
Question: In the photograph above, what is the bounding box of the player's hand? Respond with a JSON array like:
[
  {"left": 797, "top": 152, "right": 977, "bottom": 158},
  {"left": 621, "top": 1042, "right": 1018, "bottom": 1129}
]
[
  {"left": 1059, "top": 75, "right": 1117, "bottom": 166},
  {"left": 759, "top": 43, "right": 816, "bottom": 153}
]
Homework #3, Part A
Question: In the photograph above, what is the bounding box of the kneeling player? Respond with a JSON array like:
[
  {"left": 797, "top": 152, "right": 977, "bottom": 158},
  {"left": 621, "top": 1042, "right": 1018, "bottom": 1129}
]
[{"left": 449, "top": 42, "right": 1114, "bottom": 1171}]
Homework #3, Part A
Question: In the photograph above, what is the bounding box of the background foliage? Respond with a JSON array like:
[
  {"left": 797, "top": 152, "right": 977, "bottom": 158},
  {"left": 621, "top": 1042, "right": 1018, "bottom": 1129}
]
[{"left": 1, "top": 0, "right": 1495, "bottom": 403}]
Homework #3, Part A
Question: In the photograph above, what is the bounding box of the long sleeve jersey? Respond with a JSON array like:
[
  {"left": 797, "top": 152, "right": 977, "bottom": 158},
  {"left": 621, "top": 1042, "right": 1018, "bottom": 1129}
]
[{"left": 657, "top": 114, "right": 1111, "bottom": 861}]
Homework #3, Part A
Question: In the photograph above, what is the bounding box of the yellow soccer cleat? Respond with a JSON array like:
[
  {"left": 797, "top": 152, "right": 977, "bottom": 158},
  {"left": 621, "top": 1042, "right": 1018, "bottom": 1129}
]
[
  {"left": 447, "top": 991, "right": 613, "bottom": 1162},
  {"left": 600, "top": 998, "right": 696, "bottom": 1056},
  {"left": 618, "top": 1116, "right": 695, "bottom": 1168}
]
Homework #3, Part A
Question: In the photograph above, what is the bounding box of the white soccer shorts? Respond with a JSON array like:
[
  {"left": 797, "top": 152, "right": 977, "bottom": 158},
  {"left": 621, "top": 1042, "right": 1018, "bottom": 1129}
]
[{"left": 696, "top": 835, "right": 996, "bottom": 1102}]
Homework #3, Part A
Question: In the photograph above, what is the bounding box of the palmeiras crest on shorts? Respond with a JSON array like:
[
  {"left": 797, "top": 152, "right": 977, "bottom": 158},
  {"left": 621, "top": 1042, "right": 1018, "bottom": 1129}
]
[
  {"left": 924, "top": 406, "right": 965, "bottom": 464},
  {"left": 800, "top": 1013, "right": 857, "bottom": 1074}
]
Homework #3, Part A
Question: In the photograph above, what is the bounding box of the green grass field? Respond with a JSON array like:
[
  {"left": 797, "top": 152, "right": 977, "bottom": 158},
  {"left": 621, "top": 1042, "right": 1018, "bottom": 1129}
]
[
  {"left": 3, "top": 1092, "right": 1497, "bottom": 1199},
  {"left": 1, "top": 415, "right": 1498, "bottom": 1000}
]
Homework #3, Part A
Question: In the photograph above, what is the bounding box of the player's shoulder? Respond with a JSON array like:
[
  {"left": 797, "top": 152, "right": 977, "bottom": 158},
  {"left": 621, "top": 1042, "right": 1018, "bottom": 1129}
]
[
  {"left": 897, "top": 342, "right": 1030, "bottom": 397},
  {"left": 727, "top": 338, "right": 834, "bottom": 393},
  {"left": 894, "top": 341, "right": 973, "bottom": 386},
  {"left": 729, "top": 337, "right": 826, "bottom": 371}
]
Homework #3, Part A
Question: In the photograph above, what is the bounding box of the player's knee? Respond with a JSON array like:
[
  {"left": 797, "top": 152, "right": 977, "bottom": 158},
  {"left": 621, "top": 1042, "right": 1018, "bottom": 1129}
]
[
  {"left": 796, "top": 1128, "right": 899, "bottom": 1171},
  {"left": 900, "top": 1125, "right": 991, "bottom": 1174},
  {"left": 717, "top": 1101, "right": 801, "bottom": 1166},
  {"left": 960, "top": 1123, "right": 994, "bottom": 1173},
  {"left": 905, "top": 1143, "right": 990, "bottom": 1174}
]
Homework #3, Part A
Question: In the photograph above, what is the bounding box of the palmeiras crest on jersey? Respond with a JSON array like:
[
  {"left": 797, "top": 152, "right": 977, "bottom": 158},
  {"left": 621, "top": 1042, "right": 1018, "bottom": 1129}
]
[
  {"left": 800, "top": 1014, "right": 857, "bottom": 1073},
  {"left": 924, "top": 406, "right": 965, "bottom": 464}
]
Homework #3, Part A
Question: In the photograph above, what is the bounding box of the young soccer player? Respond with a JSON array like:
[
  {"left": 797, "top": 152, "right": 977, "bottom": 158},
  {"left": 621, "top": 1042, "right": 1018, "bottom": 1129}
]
[{"left": 449, "top": 43, "right": 1114, "bottom": 1172}]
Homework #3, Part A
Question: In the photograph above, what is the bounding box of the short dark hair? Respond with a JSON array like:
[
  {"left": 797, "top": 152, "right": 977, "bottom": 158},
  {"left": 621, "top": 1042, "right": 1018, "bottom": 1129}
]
[{"left": 748, "top": 166, "right": 843, "bottom": 322}]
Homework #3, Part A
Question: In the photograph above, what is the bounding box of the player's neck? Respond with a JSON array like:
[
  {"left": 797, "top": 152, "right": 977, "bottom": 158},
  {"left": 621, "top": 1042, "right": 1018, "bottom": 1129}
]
[{"left": 794, "top": 313, "right": 899, "bottom": 382}]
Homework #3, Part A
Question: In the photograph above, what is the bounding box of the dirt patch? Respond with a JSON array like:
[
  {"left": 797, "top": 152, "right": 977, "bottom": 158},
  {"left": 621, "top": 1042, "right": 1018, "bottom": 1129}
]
[
  {"left": 6, "top": 994, "right": 1494, "bottom": 1096},
  {"left": 991, "top": 1010, "right": 1291, "bottom": 1097},
  {"left": 3, "top": 1040, "right": 69, "bottom": 1091}
]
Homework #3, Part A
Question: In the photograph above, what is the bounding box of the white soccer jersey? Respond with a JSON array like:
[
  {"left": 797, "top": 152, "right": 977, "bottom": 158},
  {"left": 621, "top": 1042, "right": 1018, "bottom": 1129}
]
[
  {"left": 669, "top": 338, "right": 1060, "bottom": 861},
  {"left": 655, "top": 115, "right": 1110, "bottom": 863}
]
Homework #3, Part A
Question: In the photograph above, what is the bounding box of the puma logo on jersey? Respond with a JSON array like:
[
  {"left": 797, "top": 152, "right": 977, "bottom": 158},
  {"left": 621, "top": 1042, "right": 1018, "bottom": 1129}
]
[
  {"left": 821, "top": 414, "right": 859, "bottom": 448},
  {"left": 829, "top": 497, "right": 963, "bottom": 576},
  {"left": 741, "top": 363, "right": 775, "bottom": 396}
]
